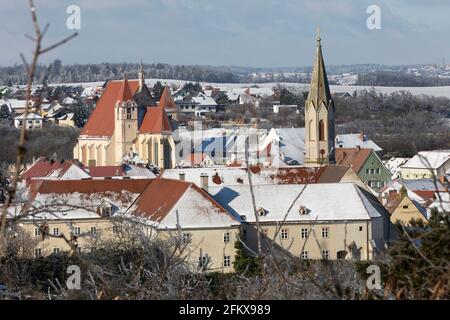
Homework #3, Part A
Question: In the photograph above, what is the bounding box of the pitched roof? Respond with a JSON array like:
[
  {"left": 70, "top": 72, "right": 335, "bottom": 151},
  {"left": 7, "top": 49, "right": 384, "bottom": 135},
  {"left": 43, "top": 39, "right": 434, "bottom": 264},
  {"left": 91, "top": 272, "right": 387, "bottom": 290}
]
[
  {"left": 21, "top": 158, "right": 85, "bottom": 181},
  {"left": 306, "top": 31, "right": 332, "bottom": 108},
  {"left": 32, "top": 179, "right": 152, "bottom": 194},
  {"left": 130, "top": 178, "right": 239, "bottom": 228},
  {"left": 80, "top": 79, "right": 139, "bottom": 137},
  {"left": 88, "top": 166, "right": 125, "bottom": 177},
  {"left": 116, "top": 76, "right": 133, "bottom": 102},
  {"left": 401, "top": 150, "right": 450, "bottom": 169},
  {"left": 139, "top": 105, "right": 172, "bottom": 134},
  {"left": 158, "top": 86, "right": 177, "bottom": 109},
  {"left": 335, "top": 148, "right": 373, "bottom": 173}
]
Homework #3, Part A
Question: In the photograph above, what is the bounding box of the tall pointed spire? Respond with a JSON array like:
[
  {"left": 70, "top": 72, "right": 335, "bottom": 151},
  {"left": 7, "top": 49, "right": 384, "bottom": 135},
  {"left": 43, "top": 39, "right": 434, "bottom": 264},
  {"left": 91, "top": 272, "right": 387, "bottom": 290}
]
[
  {"left": 307, "top": 26, "right": 331, "bottom": 109},
  {"left": 138, "top": 59, "right": 145, "bottom": 90},
  {"left": 117, "top": 74, "right": 133, "bottom": 102}
]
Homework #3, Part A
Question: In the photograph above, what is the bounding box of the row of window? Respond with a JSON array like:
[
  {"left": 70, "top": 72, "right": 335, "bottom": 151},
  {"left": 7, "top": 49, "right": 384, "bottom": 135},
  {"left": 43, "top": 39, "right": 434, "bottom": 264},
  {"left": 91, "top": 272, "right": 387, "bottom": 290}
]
[
  {"left": 300, "top": 250, "right": 329, "bottom": 260},
  {"left": 34, "top": 226, "right": 98, "bottom": 237},
  {"left": 368, "top": 180, "right": 384, "bottom": 188},
  {"left": 280, "top": 227, "right": 329, "bottom": 240},
  {"left": 182, "top": 231, "right": 232, "bottom": 244},
  {"left": 198, "top": 255, "right": 232, "bottom": 268},
  {"left": 35, "top": 246, "right": 84, "bottom": 258},
  {"left": 365, "top": 168, "right": 381, "bottom": 175}
]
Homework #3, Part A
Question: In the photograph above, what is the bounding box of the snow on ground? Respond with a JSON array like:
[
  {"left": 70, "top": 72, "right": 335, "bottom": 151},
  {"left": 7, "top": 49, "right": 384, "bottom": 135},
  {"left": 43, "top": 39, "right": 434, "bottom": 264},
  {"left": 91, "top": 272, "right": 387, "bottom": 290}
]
[{"left": 36, "top": 79, "right": 450, "bottom": 99}]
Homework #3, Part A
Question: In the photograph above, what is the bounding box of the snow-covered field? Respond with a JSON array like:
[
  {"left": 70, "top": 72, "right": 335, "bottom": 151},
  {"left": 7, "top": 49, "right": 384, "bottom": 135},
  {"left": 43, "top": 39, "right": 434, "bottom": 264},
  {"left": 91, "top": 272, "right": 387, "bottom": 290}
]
[{"left": 42, "top": 79, "right": 450, "bottom": 98}]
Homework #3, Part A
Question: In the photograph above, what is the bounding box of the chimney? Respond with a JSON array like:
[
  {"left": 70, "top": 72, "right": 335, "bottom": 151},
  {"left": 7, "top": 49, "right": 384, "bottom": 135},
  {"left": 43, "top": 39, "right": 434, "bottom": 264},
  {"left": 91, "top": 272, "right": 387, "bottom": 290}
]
[
  {"left": 200, "top": 173, "right": 209, "bottom": 192},
  {"left": 359, "top": 131, "right": 365, "bottom": 142},
  {"left": 356, "top": 145, "right": 361, "bottom": 151}
]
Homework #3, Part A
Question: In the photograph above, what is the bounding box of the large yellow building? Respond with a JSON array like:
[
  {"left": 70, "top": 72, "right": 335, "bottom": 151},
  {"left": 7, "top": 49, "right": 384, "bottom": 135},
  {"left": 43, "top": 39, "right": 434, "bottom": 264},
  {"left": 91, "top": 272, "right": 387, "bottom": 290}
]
[{"left": 73, "top": 65, "right": 176, "bottom": 169}]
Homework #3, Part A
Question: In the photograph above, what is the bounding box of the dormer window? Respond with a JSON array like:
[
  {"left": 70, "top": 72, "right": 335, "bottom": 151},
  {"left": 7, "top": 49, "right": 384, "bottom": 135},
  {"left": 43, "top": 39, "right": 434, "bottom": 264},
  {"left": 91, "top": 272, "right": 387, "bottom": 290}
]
[
  {"left": 258, "top": 207, "right": 267, "bottom": 217},
  {"left": 299, "top": 206, "right": 309, "bottom": 215}
]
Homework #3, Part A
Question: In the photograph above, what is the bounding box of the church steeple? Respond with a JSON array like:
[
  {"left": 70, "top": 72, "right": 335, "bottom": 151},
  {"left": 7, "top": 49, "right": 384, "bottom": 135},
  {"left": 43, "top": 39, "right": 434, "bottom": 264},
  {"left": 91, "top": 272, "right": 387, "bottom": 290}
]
[
  {"left": 304, "top": 28, "right": 335, "bottom": 166},
  {"left": 138, "top": 60, "right": 145, "bottom": 90},
  {"left": 307, "top": 27, "right": 332, "bottom": 109}
]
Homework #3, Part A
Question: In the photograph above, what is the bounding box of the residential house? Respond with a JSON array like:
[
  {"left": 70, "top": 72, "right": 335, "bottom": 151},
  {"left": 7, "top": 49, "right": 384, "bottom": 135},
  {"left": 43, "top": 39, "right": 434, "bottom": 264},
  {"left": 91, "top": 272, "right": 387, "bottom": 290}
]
[
  {"left": 14, "top": 112, "right": 43, "bottom": 129},
  {"left": 400, "top": 150, "right": 450, "bottom": 180},
  {"left": 335, "top": 147, "right": 391, "bottom": 191}
]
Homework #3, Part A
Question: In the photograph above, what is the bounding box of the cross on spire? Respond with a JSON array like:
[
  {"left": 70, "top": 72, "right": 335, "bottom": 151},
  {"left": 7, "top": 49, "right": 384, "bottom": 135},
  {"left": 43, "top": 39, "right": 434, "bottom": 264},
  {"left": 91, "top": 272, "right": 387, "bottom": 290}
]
[{"left": 316, "top": 26, "right": 321, "bottom": 46}]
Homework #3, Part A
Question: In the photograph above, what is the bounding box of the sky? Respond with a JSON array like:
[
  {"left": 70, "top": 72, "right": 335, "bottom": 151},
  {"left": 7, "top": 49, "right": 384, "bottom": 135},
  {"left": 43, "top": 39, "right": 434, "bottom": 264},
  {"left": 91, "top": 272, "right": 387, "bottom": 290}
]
[{"left": 2, "top": 0, "right": 450, "bottom": 67}]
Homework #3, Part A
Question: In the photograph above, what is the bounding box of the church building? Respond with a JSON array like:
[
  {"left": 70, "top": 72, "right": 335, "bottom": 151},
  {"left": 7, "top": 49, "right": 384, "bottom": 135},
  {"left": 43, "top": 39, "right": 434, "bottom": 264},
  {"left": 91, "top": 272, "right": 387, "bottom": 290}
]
[
  {"left": 73, "top": 64, "right": 176, "bottom": 169},
  {"left": 304, "top": 30, "right": 336, "bottom": 166}
]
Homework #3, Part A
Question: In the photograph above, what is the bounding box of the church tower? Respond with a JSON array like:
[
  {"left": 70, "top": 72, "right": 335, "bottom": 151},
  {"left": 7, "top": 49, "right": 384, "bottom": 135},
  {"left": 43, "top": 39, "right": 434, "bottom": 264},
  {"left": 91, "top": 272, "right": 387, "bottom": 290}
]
[
  {"left": 304, "top": 28, "right": 335, "bottom": 165},
  {"left": 114, "top": 75, "right": 139, "bottom": 164}
]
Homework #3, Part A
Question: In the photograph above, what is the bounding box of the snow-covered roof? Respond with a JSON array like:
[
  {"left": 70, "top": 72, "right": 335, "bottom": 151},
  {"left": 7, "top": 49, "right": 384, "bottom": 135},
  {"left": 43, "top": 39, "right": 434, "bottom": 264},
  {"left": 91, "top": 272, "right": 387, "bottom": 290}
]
[
  {"left": 210, "top": 183, "right": 385, "bottom": 223},
  {"left": 14, "top": 112, "right": 43, "bottom": 120},
  {"left": 384, "top": 157, "right": 410, "bottom": 176},
  {"left": 275, "top": 128, "right": 306, "bottom": 165},
  {"left": 127, "top": 178, "right": 241, "bottom": 229},
  {"left": 401, "top": 150, "right": 450, "bottom": 170},
  {"left": 191, "top": 94, "right": 217, "bottom": 106},
  {"left": 62, "top": 96, "right": 77, "bottom": 105},
  {"left": 335, "top": 133, "right": 382, "bottom": 152},
  {"left": 427, "top": 192, "right": 450, "bottom": 214}
]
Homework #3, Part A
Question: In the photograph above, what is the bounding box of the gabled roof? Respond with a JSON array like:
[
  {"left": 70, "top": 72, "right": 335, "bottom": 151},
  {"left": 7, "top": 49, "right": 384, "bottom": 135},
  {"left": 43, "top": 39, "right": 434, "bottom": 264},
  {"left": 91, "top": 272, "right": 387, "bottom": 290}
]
[
  {"left": 80, "top": 79, "right": 139, "bottom": 137},
  {"left": 130, "top": 178, "right": 239, "bottom": 229},
  {"left": 139, "top": 106, "right": 172, "bottom": 134},
  {"left": 401, "top": 150, "right": 450, "bottom": 170},
  {"left": 32, "top": 179, "right": 152, "bottom": 194},
  {"left": 158, "top": 86, "right": 177, "bottom": 109},
  {"left": 335, "top": 148, "right": 373, "bottom": 173},
  {"left": 21, "top": 158, "right": 86, "bottom": 181}
]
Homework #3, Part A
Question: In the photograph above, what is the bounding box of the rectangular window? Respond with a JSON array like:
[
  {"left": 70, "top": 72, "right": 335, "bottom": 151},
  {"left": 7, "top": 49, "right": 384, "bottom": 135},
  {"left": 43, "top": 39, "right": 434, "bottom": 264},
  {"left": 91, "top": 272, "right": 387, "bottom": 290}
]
[
  {"left": 73, "top": 227, "right": 81, "bottom": 235},
  {"left": 78, "top": 247, "right": 82, "bottom": 253},
  {"left": 301, "top": 228, "right": 308, "bottom": 239},
  {"left": 281, "top": 228, "right": 289, "bottom": 239},
  {"left": 90, "top": 227, "right": 97, "bottom": 235},
  {"left": 359, "top": 226, "right": 363, "bottom": 232},
  {"left": 181, "top": 232, "right": 191, "bottom": 244},
  {"left": 370, "top": 169, "right": 375, "bottom": 174},
  {"left": 322, "top": 250, "right": 329, "bottom": 260},
  {"left": 301, "top": 251, "right": 309, "bottom": 259},
  {"left": 402, "top": 205, "right": 409, "bottom": 209},
  {"left": 223, "top": 255, "right": 231, "bottom": 267},
  {"left": 223, "top": 232, "right": 230, "bottom": 243},
  {"left": 262, "top": 228, "right": 268, "bottom": 239},
  {"left": 52, "top": 248, "right": 60, "bottom": 254},
  {"left": 34, "top": 228, "right": 41, "bottom": 237},
  {"left": 375, "top": 168, "right": 380, "bottom": 174},
  {"left": 35, "top": 248, "right": 42, "bottom": 258},
  {"left": 198, "top": 255, "right": 209, "bottom": 268},
  {"left": 154, "top": 143, "right": 159, "bottom": 162},
  {"left": 52, "top": 227, "right": 60, "bottom": 236},
  {"left": 112, "top": 226, "right": 119, "bottom": 234},
  {"left": 365, "top": 169, "right": 369, "bottom": 174},
  {"left": 321, "top": 227, "right": 329, "bottom": 238}
]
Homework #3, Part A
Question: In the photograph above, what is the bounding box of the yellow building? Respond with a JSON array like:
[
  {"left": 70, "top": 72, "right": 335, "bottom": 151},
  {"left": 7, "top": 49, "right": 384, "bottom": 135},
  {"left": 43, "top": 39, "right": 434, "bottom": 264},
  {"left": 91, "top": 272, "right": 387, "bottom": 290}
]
[
  {"left": 400, "top": 150, "right": 450, "bottom": 180},
  {"left": 73, "top": 64, "right": 176, "bottom": 169}
]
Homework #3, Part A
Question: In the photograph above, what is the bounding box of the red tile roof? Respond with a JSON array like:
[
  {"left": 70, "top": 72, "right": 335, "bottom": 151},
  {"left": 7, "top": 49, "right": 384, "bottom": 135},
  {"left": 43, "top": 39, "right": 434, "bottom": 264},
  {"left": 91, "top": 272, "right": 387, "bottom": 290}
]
[
  {"left": 80, "top": 79, "right": 140, "bottom": 137},
  {"left": 132, "top": 178, "right": 234, "bottom": 224},
  {"left": 88, "top": 166, "right": 125, "bottom": 177},
  {"left": 21, "top": 158, "right": 84, "bottom": 181},
  {"left": 139, "top": 105, "right": 172, "bottom": 134},
  {"left": 158, "top": 86, "right": 176, "bottom": 109},
  {"left": 116, "top": 76, "right": 133, "bottom": 102},
  {"left": 335, "top": 148, "right": 373, "bottom": 173},
  {"left": 30, "top": 179, "right": 152, "bottom": 194}
]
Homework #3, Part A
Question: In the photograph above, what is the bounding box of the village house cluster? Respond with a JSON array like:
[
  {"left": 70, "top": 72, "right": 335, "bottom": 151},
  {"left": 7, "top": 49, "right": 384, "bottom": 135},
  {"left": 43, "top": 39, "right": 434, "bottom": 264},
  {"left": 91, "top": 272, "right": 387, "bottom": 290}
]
[{"left": 3, "top": 32, "right": 449, "bottom": 272}]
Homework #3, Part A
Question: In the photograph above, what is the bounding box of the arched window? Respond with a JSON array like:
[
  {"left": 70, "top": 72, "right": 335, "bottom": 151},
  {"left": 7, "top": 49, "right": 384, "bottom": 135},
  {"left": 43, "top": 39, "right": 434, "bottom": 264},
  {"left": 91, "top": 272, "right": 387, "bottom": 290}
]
[{"left": 319, "top": 120, "right": 325, "bottom": 141}]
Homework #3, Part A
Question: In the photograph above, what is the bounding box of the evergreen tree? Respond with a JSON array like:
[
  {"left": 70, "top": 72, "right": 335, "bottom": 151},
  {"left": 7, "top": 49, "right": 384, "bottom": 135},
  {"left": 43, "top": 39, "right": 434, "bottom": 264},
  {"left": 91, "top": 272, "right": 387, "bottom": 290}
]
[
  {"left": 0, "top": 104, "right": 12, "bottom": 121},
  {"left": 233, "top": 239, "right": 262, "bottom": 276}
]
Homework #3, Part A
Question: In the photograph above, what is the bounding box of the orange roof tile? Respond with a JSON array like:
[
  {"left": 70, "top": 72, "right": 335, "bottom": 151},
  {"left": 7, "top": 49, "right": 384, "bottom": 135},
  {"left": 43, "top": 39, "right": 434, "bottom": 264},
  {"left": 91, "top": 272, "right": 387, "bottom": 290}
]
[
  {"left": 30, "top": 179, "right": 152, "bottom": 194},
  {"left": 139, "top": 105, "right": 172, "bottom": 134},
  {"left": 158, "top": 86, "right": 177, "bottom": 109},
  {"left": 335, "top": 148, "right": 373, "bottom": 173},
  {"left": 80, "top": 79, "right": 139, "bottom": 137}
]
